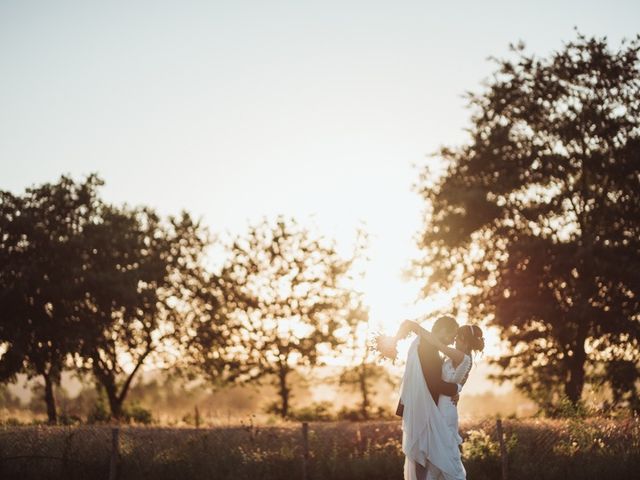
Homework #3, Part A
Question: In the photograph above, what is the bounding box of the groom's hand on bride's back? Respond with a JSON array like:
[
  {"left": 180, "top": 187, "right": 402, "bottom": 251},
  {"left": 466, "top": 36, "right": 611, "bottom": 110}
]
[{"left": 451, "top": 393, "right": 459, "bottom": 405}]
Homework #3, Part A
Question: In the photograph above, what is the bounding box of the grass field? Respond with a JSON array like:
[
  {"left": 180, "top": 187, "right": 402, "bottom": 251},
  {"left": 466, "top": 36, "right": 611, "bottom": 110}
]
[{"left": 0, "top": 417, "right": 638, "bottom": 479}]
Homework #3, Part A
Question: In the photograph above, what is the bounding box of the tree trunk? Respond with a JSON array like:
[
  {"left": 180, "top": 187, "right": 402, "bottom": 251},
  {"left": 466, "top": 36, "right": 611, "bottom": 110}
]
[
  {"left": 566, "top": 196, "right": 594, "bottom": 406},
  {"left": 95, "top": 366, "right": 124, "bottom": 420},
  {"left": 43, "top": 373, "right": 58, "bottom": 424},
  {"left": 105, "top": 384, "right": 124, "bottom": 419},
  {"left": 565, "top": 340, "right": 587, "bottom": 404},
  {"left": 564, "top": 241, "right": 593, "bottom": 406},
  {"left": 278, "top": 366, "right": 290, "bottom": 418},
  {"left": 359, "top": 363, "right": 369, "bottom": 420},
  {"left": 94, "top": 350, "right": 151, "bottom": 420}
]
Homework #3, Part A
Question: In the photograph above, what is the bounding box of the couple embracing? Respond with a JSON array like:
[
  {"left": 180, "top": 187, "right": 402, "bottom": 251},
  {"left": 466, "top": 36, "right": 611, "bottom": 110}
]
[{"left": 380, "top": 315, "right": 484, "bottom": 480}]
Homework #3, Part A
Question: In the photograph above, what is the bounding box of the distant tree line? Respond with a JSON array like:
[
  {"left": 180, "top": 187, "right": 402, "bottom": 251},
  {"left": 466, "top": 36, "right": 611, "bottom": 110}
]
[{"left": 0, "top": 175, "right": 371, "bottom": 422}]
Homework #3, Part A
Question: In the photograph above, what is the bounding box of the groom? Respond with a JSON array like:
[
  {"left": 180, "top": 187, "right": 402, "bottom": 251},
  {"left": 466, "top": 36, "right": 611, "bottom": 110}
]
[
  {"left": 395, "top": 315, "right": 460, "bottom": 416},
  {"left": 396, "top": 315, "right": 461, "bottom": 480}
]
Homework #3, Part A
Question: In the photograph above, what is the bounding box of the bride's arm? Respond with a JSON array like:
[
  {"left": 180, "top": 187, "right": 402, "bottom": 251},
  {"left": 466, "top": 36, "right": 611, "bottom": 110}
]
[
  {"left": 451, "top": 355, "right": 472, "bottom": 385},
  {"left": 392, "top": 319, "right": 416, "bottom": 341},
  {"left": 401, "top": 320, "right": 466, "bottom": 365}
]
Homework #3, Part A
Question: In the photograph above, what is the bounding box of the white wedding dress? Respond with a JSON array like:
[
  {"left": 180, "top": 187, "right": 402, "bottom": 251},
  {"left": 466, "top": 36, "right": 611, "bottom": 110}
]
[
  {"left": 427, "top": 354, "right": 472, "bottom": 479},
  {"left": 399, "top": 337, "right": 472, "bottom": 480}
]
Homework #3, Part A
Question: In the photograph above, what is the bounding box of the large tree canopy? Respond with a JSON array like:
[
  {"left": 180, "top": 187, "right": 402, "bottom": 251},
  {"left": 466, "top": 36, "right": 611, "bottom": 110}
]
[
  {"left": 413, "top": 33, "right": 640, "bottom": 412},
  {"left": 76, "top": 205, "right": 212, "bottom": 419},
  {"left": 0, "top": 175, "right": 103, "bottom": 423},
  {"left": 0, "top": 174, "right": 214, "bottom": 420}
]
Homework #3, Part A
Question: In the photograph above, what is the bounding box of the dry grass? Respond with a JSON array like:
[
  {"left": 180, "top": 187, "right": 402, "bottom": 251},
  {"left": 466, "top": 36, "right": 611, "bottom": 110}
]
[{"left": 0, "top": 417, "right": 638, "bottom": 479}]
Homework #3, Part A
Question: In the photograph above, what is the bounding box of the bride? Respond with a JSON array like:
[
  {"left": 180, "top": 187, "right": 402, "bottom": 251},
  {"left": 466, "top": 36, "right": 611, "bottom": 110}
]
[{"left": 379, "top": 320, "right": 484, "bottom": 480}]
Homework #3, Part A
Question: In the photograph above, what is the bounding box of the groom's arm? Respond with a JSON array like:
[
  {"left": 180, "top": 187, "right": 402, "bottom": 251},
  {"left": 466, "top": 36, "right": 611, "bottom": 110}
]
[
  {"left": 418, "top": 341, "right": 460, "bottom": 398},
  {"left": 435, "top": 377, "right": 460, "bottom": 397},
  {"left": 406, "top": 321, "right": 460, "bottom": 397}
]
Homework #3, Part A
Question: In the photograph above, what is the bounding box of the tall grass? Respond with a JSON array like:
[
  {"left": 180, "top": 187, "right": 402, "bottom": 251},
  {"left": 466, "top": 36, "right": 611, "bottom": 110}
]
[{"left": 0, "top": 417, "right": 638, "bottom": 479}]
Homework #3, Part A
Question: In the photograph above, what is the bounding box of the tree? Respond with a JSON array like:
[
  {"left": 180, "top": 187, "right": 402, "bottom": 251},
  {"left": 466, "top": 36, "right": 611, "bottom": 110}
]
[
  {"left": 0, "top": 173, "right": 214, "bottom": 421},
  {"left": 412, "top": 32, "right": 640, "bottom": 410},
  {"left": 336, "top": 233, "right": 398, "bottom": 420},
  {"left": 191, "top": 216, "right": 362, "bottom": 418},
  {"left": 0, "top": 175, "right": 103, "bottom": 423},
  {"left": 338, "top": 309, "right": 398, "bottom": 420},
  {"left": 76, "top": 205, "right": 212, "bottom": 419}
]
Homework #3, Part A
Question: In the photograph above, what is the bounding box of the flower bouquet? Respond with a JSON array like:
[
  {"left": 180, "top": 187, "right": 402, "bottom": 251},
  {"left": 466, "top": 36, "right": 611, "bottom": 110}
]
[{"left": 370, "top": 332, "right": 398, "bottom": 362}]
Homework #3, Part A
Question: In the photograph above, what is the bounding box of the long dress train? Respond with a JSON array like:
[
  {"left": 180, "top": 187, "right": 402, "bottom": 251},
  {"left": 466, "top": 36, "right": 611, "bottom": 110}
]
[{"left": 399, "top": 337, "right": 466, "bottom": 480}]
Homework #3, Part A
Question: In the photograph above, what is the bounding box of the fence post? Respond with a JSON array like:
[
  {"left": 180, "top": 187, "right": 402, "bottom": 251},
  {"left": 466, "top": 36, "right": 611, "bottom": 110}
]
[
  {"left": 496, "top": 418, "right": 508, "bottom": 480},
  {"left": 62, "top": 430, "right": 75, "bottom": 476},
  {"left": 108, "top": 427, "right": 120, "bottom": 480},
  {"left": 301, "top": 422, "right": 309, "bottom": 480}
]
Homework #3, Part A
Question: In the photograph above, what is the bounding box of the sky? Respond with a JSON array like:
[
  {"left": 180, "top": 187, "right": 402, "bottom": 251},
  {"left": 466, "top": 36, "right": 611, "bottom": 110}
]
[{"left": 1, "top": 0, "right": 639, "bottom": 394}]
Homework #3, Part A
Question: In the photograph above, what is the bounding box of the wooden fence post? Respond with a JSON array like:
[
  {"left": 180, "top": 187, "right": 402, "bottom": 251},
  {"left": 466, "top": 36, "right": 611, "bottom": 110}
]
[
  {"left": 108, "top": 427, "right": 120, "bottom": 480},
  {"left": 496, "top": 418, "right": 508, "bottom": 480},
  {"left": 301, "top": 422, "right": 309, "bottom": 480},
  {"left": 61, "top": 430, "right": 75, "bottom": 476}
]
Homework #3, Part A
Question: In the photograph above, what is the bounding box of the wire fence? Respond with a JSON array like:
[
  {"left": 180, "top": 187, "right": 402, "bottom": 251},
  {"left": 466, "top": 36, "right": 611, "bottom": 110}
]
[{"left": 0, "top": 417, "right": 638, "bottom": 480}]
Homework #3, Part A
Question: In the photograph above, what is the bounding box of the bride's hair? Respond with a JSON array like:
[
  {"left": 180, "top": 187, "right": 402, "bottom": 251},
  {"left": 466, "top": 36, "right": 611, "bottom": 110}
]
[{"left": 458, "top": 324, "right": 484, "bottom": 352}]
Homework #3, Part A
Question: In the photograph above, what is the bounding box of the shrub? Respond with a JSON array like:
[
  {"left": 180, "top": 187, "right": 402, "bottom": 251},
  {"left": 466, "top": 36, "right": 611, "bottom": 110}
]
[
  {"left": 124, "top": 403, "right": 154, "bottom": 425},
  {"left": 86, "top": 397, "right": 110, "bottom": 423},
  {"left": 289, "top": 401, "right": 335, "bottom": 421}
]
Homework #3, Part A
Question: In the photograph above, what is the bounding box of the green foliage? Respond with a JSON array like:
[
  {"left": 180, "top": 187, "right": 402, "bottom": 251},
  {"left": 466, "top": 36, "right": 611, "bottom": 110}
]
[
  {"left": 600, "top": 360, "right": 640, "bottom": 413},
  {"left": 288, "top": 401, "right": 334, "bottom": 422},
  {"left": 0, "top": 174, "right": 105, "bottom": 422},
  {"left": 337, "top": 405, "right": 368, "bottom": 421},
  {"left": 189, "top": 216, "right": 365, "bottom": 418},
  {"left": 462, "top": 428, "right": 499, "bottom": 459},
  {"left": 462, "top": 428, "right": 501, "bottom": 478},
  {"left": 547, "top": 395, "right": 591, "bottom": 419},
  {"left": 336, "top": 405, "right": 395, "bottom": 422},
  {"left": 123, "top": 402, "right": 154, "bottom": 425},
  {"left": 0, "top": 174, "right": 214, "bottom": 421},
  {"left": 413, "top": 31, "right": 640, "bottom": 411},
  {"left": 86, "top": 395, "right": 110, "bottom": 424},
  {"left": 263, "top": 400, "right": 394, "bottom": 422},
  {"left": 57, "top": 413, "right": 82, "bottom": 426},
  {"left": 76, "top": 204, "right": 213, "bottom": 419}
]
